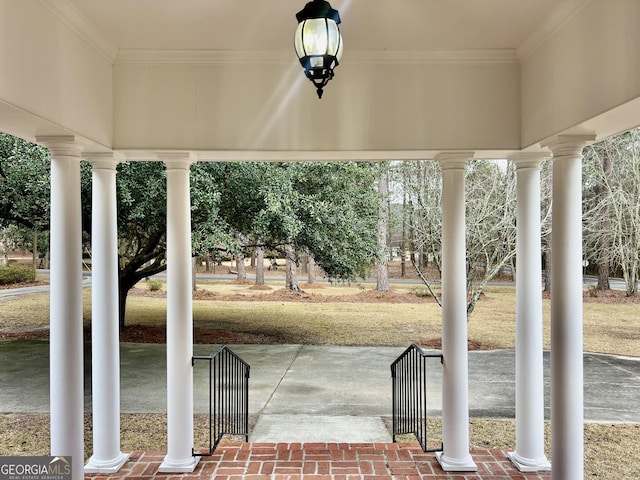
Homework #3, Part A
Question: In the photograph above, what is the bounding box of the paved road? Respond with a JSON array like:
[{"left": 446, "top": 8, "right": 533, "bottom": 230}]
[{"left": 0, "top": 272, "right": 627, "bottom": 300}]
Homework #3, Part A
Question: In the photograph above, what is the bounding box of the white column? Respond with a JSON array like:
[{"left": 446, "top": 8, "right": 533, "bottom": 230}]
[
  {"left": 508, "top": 153, "right": 551, "bottom": 472},
  {"left": 37, "top": 136, "right": 84, "bottom": 480},
  {"left": 435, "top": 153, "right": 477, "bottom": 472},
  {"left": 543, "top": 135, "right": 595, "bottom": 480},
  {"left": 84, "top": 155, "right": 129, "bottom": 473},
  {"left": 159, "top": 154, "right": 199, "bottom": 473}
]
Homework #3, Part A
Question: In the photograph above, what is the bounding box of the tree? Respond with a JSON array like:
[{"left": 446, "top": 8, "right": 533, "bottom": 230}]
[
  {"left": 204, "top": 162, "right": 380, "bottom": 288},
  {"left": 0, "top": 133, "right": 51, "bottom": 266},
  {"left": 583, "top": 129, "right": 640, "bottom": 296},
  {"left": 540, "top": 159, "right": 553, "bottom": 293},
  {"left": 583, "top": 140, "right": 613, "bottom": 290},
  {"left": 464, "top": 160, "right": 517, "bottom": 314},
  {"left": 376, "top": 168, "right": 391, "bottom": 291},
  {"left": 401, "top": 161, "right": 443, "bottom": 275},
  {"left": 401, "top": 159, "right": 518, "bottom": 317},
  {"left": 398, "top": 160, "right": 443, "bottom": 299},
  {"left": 287, "top": 162, "right": 380, "bottom": 283},
  {"left": 92, "top": 161, "right": 224, "bottom": 327},
  {"left": 111, "top": 162, "right": 169, "bottom": 326}
]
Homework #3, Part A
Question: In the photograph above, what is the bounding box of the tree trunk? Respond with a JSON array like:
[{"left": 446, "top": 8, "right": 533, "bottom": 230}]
[
  {"left": 542, "top": 159, "right": 553, "bottom": 293},
  {"left": 401, "top": 185, "right": 407, "bottom": 277},
  {"left": 2, "top": 229, "right": 8, "bottom": 266},
  {"left": 285, "top": 243, "right": 300, "bottom": 291},
  {"left": 308, "top": 255, "right": 316, "bottom": 284},
  {"left": 408, "top": 199, "right": 417, "bottom": 267},
  {"left": 376, "top": 171, "right": 390, "bottom": 292},
  {"left": 596, "top": 146, "right": 612, "bottom": 290},
  {"left": 543, "top": 237, "right": 552, "bottom": 293},
  {"left": 192, "top": 256, "right": 198, "bottom": 291},
  {"left": 32, "top": 230, "right": 38, "bottom": 270},
  {"left": 118, "top": 280, "right": 132, "bottom": 329},
  {"left": 255, "top": 245, "right": 265, "bottom": 286},
  {"left": 235, "top": 251, "right": 247, "bottom": 280}
]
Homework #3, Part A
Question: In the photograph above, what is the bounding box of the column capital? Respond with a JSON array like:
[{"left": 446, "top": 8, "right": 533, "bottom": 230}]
[
  {"left": 84, "top": 152, "right": 121, "bottom": 170},
  {"left": 541, "top": 135, "right": 596, "bottom": 157},
  {"left": 436, "top": 151, "right": 474, "bottom": 170},
  {"left": 36, "top": 135, "right": 83, "bottom": 157},
  {"left": 508, "top": 152, "right": 549, "bottom": 171},
  {"left": 158, "top": 152, "right": 193, "bottom": 170}
]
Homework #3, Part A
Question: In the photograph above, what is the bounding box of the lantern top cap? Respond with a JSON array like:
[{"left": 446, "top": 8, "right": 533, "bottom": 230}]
[{"left": 296, "top": 0, "right": 341, "bottom": 24}]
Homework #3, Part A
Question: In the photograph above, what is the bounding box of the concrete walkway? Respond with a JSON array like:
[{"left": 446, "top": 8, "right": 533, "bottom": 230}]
[{"left": 1, "top": 341, "right": 639, "bottom": 443}]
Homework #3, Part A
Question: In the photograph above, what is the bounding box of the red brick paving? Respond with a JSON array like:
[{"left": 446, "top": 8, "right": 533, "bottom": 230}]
[{"left": 84, "top": 443, "right": 551, "bottom": 480}]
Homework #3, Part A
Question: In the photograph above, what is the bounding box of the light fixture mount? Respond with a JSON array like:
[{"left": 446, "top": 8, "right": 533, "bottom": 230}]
[{"left": 294, "top": 0, "right": 343, "bottom": 99}]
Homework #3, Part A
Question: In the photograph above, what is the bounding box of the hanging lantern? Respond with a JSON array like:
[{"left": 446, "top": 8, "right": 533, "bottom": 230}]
[{"left": 294, "top": 0, "right": 343, "bottom": 99}]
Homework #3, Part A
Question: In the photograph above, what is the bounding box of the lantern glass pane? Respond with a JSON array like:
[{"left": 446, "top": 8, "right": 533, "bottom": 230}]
[
  {"left": 294, "top": 23, "right": 305, "bottom": 58},
  {"left": 327, "top": 21, "right": 340, "bottom": 56},
  {"left": 336, "top": 38, "right": 343, "bottom": 62},
  {"left": 302, "top": 18, "right": 329, "bottom": 55},
  {"left": 310, "top": 56, "right": 323, "bottom": 68}
]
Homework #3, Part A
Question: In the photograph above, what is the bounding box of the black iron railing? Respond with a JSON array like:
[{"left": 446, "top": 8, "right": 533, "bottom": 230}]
[
  {"left": 391, "top": 344, "right": 443, "bottom": 452},
  {"left": 192, "top": 346, "right": 250, "bottom": 456}
]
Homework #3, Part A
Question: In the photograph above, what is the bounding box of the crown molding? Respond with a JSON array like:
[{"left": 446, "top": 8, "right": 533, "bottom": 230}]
[
  {"left": 37, "top": 0, "right": 118, "bottom": 62},
  {"left": 115, "top": 49, "right": 291, "bottom": 65},
  {"left": 348, "top": 49, "right": 518, "bottom": 65},
  {"left": 517, "top": 0, "right": 592, "bottom": 61},
  {"left": 115, "top": 48, "right": 519, "bottom": 65}
]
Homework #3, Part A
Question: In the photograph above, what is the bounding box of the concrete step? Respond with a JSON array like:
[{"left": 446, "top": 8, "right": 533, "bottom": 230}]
[{"left": 250, "top": 414, "right": 392, "bottom": 443}]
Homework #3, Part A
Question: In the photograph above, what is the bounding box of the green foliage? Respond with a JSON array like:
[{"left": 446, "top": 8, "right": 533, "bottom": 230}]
[
  {"left": 0, "top": 132, "right": 383, "bottom": 314},
  {"left": 146, "top": 279, "right": 163, "bottom": 292},
  {"left": 290, "top": 162, "right": 380, "bottom": 280},
  {"left": 0, "top": 133, "right": 50, "bottom": 230},
  {"left": 0, "top": 265, "right": 36, "bottom": 285},
  {"left": 199, "top": 161, "right": 381, "bottom": 281}
]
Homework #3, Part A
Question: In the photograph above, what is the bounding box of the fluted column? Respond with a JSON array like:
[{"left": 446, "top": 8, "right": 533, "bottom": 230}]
[
  {"left": 435, "top": 152, "right": 477, "bottom": 472},
  {"left": 37, "top": 136, "right": 84, "bottom": 480},
  {"left": 542, "top": 135, "right": 595, "bottom": 480},
  {"left": 508, "top": 153, "right": 551, "bottom": 472},
  {"left": 84, "top": 154, "right": 129, "bottom": 474},
  {"left": 159, "top": 154, "right": 199, "bottom": 473}
]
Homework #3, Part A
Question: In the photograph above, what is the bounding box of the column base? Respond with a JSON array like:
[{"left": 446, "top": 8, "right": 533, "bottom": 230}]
[
  {"left": 508, "top": 451, "right": 551, "bottom": 472},
  {"left": 435, "top": 451, "right": 478, "bottom": 472},
  {"left": 84, "top": 452, "right": 130, "bottom": 474},
  {"left": 159, "top": 455, "right": 200, "bottom": 473}
]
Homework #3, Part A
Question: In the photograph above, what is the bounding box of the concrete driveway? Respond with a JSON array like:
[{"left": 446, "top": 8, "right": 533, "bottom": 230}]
[{"left": 1, "top": 341, "right": 639, "bottom": 442}]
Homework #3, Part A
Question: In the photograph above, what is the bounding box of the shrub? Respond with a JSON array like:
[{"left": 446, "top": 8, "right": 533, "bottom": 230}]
[
  {"left": 0, "top": 265, "right": 37, "bottom": 285},
  {"left": 410, "top": 286, "right": 433, "bottom": 298},
  {"left": 147, "top": 280, "right": 163, "bottom": 292}
]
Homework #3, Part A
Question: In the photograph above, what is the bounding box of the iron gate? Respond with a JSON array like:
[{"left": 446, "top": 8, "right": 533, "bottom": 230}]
[
  {"left": 391, "top": 344, "right": 443, "bottom": 452},
  {"left": 193, "top": 346, "right": 250, "bottom": 456}
]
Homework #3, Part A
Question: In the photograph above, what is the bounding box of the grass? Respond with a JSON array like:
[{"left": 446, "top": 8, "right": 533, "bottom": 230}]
[
  {"left": 1, "top": 282, "right": 639, "bottom": 356},
  {"left": 1, "top": 280, "right": 639, "bottom": 478},
  {"left": 1, "top": 414, "right": 638, "bottom": 479}
]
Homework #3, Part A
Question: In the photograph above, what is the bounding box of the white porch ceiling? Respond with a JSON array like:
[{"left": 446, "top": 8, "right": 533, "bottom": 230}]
[
  {"left": 14, "top": 0, "right": 637, "bottom": 157},
  {"left": 54, "top": 0, "right": 580, "bottom": 60}
]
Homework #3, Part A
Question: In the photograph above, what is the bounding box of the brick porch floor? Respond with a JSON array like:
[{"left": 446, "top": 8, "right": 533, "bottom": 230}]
[{"left": 85, "top": 443, "right": 552, "bottom": 480}]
